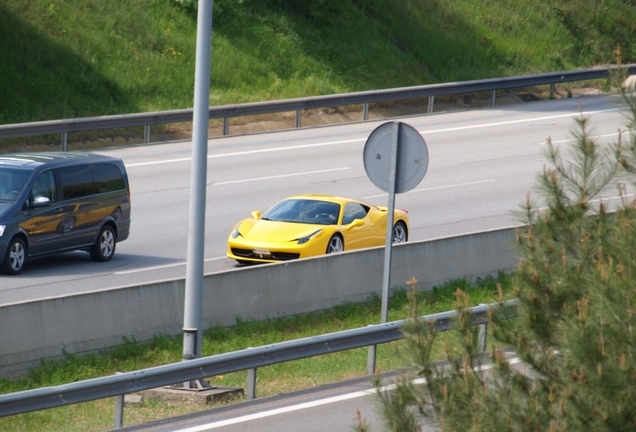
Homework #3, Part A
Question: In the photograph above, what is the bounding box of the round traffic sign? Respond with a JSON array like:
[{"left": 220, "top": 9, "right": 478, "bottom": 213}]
[{"left": 363, "top": 121, "right": 428, "bottom": 193}]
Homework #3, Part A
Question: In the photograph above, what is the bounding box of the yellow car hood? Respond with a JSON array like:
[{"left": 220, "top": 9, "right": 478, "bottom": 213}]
[{"left": 238, "top": 219, "right": 326, "bottom": 242}]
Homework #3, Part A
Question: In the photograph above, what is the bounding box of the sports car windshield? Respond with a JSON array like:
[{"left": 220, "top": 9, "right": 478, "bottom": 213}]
[
  {"left": 0, "top": 168, "right": 31, "bottom": 202},
  {"left": 263, "top": 199, "right": 341, "bottom": 225}
]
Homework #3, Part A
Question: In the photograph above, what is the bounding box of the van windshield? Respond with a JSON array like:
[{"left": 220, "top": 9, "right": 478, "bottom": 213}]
[{"left": 0, "top": 168, "right": 31, "bottom": 202}]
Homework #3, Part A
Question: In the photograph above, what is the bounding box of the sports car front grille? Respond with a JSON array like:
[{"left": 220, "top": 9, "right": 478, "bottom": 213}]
[
  {"left": 270, "top": 252, "right": 300, "bottom": 260},
  {"left": 231, "top": 248, "right": 300, "bottom": 261},
  {"left": 231, "top": 248, "right": 254, "bottom": 257}
]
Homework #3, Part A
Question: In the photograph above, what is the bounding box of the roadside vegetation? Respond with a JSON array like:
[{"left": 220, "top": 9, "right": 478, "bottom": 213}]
[
  {"left": 1, "top": 0, "right": 635, "bottom": 130},
  {"left": 355, "top": 66, "right": 636, "bottom": 432},
  {"left": 0, "top": 274, "right": 512, "bottom": 431}
]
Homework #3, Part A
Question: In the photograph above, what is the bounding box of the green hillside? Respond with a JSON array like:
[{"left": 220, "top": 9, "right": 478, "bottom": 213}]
[{"left": 1, "top": 0, "right": 635, "bottom": 125}]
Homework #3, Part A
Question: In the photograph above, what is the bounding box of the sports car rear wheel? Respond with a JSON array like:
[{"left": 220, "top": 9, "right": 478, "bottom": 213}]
[
  {"left": 392, "top": 221, "right": 408, "bottom": 243},
  {"left": 326, "top": 235, "right": 344, "bottom": 254}
]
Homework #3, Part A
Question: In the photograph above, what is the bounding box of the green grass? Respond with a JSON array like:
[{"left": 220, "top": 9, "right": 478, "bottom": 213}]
[
  {"left": 0, "top": 273, "right": 513, "bottom": 431},
  {"left": 1, "top": 0, "right": 635, "bottom": 130}
]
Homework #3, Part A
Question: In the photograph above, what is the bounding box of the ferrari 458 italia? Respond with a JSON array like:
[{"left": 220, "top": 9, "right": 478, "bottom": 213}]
[{"left": 227, "top": 194, "right": 409, "bottom": 264}]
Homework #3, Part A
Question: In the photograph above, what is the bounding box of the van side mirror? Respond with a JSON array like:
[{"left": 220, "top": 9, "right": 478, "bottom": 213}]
[
  {"left": 251, "top": 210, "right": 261, "bottom": 220},
  {"left": 32, "top": 196, "right": 51, "bottom": 208}
]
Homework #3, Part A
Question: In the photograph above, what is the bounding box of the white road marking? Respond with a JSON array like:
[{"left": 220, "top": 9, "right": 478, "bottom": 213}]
[
  {"left": 539, "top": 130, "right": 633, "bottom": 145},
  {"left": 125, "top": 107, "right": 624, "bottom": 168},
  {"left": 213, "top": 167, "right": 351, "bottom": 185},
  {"left": 364, "top": 179, "right": 496, "bottom": 199},
  {"left": 126, "top": 156, "right": 193, "bottom": 167},
  {"left": 417, "top": 107, "right": 622, "bottom": 135},
  {"left": 113, "top": 256, "right": 226, "bottom": 275},
  {"left": 125, "top": 139, "right": 362, "bottom": 167},
  {"left": 170, "top": 380, "right": 420, "bottom": 431},
  {"left": 171, "top": 356, "right": 526, "bottom": 431}
]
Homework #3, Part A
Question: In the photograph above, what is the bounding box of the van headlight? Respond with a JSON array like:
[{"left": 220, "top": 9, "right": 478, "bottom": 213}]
[{"left": 0, "top": 225, "right": 5, "bottom": 237}]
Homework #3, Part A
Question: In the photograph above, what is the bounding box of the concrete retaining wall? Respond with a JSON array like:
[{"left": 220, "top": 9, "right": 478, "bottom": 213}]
[{"left": 0, "top": 226, "right": 520, "bottom": 377}]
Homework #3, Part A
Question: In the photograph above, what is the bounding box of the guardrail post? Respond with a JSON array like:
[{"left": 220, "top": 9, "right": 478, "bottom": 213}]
[
  {"left": 114, "top": 395, "right": 124, "bottom": 428},
  {"left": 490, "top": 90, "right": 497, "bottom": 107},
  {"left": 363, "top": 103, "right": 369, "bottom": 121},
  {"left": 61, "top": 132, "right": 68, "bottom": 152},
  {"left": 550, "top": 83, "right": 556, "bottom": 100},
  {"left": 223, "top": 117, "right": 229, "bottom": 136},
  {"left": 247, "top": 367, "right": 257, "bottom": 400},
  {"left": 367, "top": 344, "right": 377, "bottom": 375},
  {"left": 295, "top": 110, "right": 301, "bottom": 128},
  {"left": 477, "top": 304, "right": 488, "bottom": 353},
  {"left": 113, "top": 372, "right": 124, "bottom": 429},
  {"left": 478, "top": 323, "right": 487, "bottom": 353},
  {"left": 427, "top": 96, "right": 434, "bottom": 114},
  {"left": 144, "top": 125, "right": 151, "bottom": 144}
]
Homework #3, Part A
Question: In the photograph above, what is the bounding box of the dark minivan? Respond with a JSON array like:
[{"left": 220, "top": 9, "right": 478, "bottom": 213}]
[{"left": 0, "top": 152, "right": 131, "bottom": 275}]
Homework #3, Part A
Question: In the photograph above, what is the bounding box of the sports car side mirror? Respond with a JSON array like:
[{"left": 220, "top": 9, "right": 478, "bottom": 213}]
[
  {"left": 345, "top": 218, "right": 364, "bottom": 230},
  {"left": 251, "top": 210, "right": 261, "bottom": 220}
]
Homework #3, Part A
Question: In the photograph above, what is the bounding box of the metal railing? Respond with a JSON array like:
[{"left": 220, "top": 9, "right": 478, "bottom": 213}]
[
  {"left": 1, "top": 65, "right": 634, "bottom": 149},
  {"left": 0, "top": 300, "right": 517, "bottom": 427}
]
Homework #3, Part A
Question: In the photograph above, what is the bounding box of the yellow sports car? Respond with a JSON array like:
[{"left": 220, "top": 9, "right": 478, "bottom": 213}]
[{"left": 227, "top": 194, "right": 409, "bottom": 264}]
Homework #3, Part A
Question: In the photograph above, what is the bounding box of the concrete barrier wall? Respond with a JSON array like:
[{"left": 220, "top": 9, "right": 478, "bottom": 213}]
[{"left": 0, "top": 226, "right": 520, "bottom": 377}]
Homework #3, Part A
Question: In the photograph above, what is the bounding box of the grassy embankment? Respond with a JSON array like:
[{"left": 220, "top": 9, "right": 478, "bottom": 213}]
[
  {"left": 1, "top": 0, "right": 635, "bottom": 146},
  {"left": 0, "top": 274, "right": 512, "bottom": 431}
]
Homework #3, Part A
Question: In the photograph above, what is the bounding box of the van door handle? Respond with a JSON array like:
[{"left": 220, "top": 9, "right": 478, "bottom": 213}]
[{"left": 53, "top": 208, "right": 64, "bottom": 213}]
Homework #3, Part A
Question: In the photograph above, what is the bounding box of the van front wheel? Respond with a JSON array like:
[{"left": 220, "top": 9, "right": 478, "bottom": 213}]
[
  {"left": 1, "top": 237, "right": 27, "bottom": 275},
  {"left": 90, "top": 225, "right": 116, "bottom": 262}
]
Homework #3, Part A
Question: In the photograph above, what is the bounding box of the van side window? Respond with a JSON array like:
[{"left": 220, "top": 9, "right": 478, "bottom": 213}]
[
  {"left": 31, "top": 170, "right": 57, "bottom": 203},
  {"left": 92, "top": 164, "right": 125, "bottom": 193},
  {"left": 58, "top": 165, "right": 97, "bottom": 199}
]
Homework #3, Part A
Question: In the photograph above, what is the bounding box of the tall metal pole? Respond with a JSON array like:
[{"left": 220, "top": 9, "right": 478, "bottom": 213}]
[{"left": 182, "top": 0, "right": 213, "bottom": 378}]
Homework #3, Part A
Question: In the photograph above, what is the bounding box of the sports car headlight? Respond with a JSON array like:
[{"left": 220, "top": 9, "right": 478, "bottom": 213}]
[
  {"left": 0, "top": 225, "right": 5, "bottom": 237},
  {"left": 297, "top": 229, "right": 323, "bottom": 245},
  {"left": 231, "top": 225, "right": 241, "bottom": 239}
]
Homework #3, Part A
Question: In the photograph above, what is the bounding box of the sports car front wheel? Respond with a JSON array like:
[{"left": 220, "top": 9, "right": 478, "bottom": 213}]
[
  {"left": 392, "top": 221, "right": 408, "bottom": 243},
  {"left": 326, "top": 235, "right": 344, "bottom": 254}
]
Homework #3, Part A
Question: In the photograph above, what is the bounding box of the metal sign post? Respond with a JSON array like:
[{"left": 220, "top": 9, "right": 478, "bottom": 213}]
[
  {"left": 380, "top": 122, "right": 399, "bottom": 323},
  {"left": 363, "top": 121, "right": 428, "bottom": 373}
]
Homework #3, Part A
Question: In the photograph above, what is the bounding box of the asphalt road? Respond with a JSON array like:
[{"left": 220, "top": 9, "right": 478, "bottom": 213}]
[
  {"left": 1, "top": 93, "right": 630, "bottom": 304},
  {"left": 119, "top": 372, "right": 438, "bottom": 432},
  {"left": 118, "top": 351, "right": 527, "bottom": 432}
]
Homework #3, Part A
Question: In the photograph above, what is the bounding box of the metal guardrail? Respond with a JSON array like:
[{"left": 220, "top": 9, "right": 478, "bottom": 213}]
[
  {"left": 0, "top": 300, "right": 517, "bottom": 421},
  {"left": 0, "top": 65, "right": 634, "bottom": 147}
]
